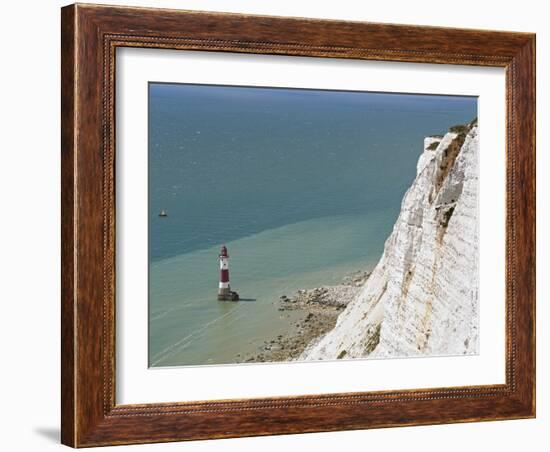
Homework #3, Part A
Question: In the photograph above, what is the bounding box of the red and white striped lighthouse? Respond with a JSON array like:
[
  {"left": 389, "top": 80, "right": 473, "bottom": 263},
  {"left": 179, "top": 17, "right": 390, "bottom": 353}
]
[{"left": 218, "top": 245, "right": 239, "bottom": 301}]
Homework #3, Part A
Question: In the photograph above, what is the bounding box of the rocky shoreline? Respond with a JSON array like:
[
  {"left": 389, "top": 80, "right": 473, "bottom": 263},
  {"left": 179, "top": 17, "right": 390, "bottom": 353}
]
[{"left": 237, "top": 270, "right": 370, "bottom": 363}]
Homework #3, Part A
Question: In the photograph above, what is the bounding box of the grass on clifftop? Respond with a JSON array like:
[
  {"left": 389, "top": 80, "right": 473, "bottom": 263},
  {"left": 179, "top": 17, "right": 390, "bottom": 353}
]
[
  {"left": 449, "top": 124, "right": 469, "bottom": 134},
  {"left": 449, "top": 117, "right": 478, "bottom": 135},
  {"left": 427, "top": 141, "right": 440, "bottom": 151}
]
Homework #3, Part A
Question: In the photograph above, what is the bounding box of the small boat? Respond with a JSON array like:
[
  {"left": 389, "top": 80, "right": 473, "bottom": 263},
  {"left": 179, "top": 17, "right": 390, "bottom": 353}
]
[{"left": 159, "top": 209, "right": 168, "bottom": 217}]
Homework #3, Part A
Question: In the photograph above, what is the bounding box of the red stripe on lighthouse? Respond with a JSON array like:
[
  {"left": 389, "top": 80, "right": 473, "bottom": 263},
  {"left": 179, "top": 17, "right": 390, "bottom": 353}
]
[{"left": 220, "top": 269, "right": 229, "bottom": 283}]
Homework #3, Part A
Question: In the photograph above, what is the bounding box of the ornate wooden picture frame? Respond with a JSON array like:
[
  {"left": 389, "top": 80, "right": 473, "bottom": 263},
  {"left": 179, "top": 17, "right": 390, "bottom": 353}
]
[{"left": 61, "top": 3, "right": 535, "bottom": 447}]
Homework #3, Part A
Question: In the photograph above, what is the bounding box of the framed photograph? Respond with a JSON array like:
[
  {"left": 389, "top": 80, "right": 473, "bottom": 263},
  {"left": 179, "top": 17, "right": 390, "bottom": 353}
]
[{"left": 61, "top": 3, "right": 536, "bottom": 447}]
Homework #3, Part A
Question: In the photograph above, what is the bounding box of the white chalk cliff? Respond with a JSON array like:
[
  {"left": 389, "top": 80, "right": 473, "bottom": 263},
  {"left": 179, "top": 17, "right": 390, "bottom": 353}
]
[{"left": 301, "top": 122, "right": 479, "bottom": 360}]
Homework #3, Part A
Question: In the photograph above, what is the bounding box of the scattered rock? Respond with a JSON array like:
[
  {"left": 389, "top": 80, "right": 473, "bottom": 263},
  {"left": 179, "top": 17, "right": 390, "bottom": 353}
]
[{"left": 239, "top": 268, "right": 372, "bottom": 363}]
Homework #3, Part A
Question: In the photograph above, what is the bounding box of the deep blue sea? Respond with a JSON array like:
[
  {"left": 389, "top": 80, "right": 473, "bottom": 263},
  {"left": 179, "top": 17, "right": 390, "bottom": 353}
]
[{"left": 148, "top": 83, "right": 477, "bottom": 366}]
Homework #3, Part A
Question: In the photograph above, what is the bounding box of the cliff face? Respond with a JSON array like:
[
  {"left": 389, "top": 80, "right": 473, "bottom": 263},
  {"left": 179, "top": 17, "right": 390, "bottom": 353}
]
[{"left": 301, "top": 124, "right": 479, "bottom": 360}]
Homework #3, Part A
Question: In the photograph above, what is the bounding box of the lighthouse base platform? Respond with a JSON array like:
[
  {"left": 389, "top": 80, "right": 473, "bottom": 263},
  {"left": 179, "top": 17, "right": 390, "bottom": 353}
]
[{"left": 218, "top": 291, "right": 240, "bottom": 301}]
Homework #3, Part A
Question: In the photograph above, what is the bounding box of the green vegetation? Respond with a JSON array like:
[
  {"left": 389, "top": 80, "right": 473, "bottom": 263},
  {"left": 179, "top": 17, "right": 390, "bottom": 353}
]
[
  {"left": 449, "top": 118, "right": 477, "bottom": 144},
  {"left": 337, "top": 350, "right": 347, "bottom": 359},
  {"left": 364, "top": 324, "right": 382, "bottom": 355},
  {"left": 440, "top": 205, "right": 455, "bottom": 229},
  {"left": 427, "top": 141, "right": 440, "bottom": 151},
  {"left": 449, "top": 124, "right": 469, "bottom": 134}
]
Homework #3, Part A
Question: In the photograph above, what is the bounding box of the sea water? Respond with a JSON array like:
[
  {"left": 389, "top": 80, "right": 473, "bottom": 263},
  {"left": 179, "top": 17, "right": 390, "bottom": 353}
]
[{"left": 148, "top": 83, "right": 477, "bottom": 366}]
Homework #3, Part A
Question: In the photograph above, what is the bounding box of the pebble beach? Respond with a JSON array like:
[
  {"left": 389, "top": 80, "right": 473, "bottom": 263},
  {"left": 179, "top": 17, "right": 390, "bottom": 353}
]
[{"left": 238, "top": 270, "right": 371, "bottom": 363}]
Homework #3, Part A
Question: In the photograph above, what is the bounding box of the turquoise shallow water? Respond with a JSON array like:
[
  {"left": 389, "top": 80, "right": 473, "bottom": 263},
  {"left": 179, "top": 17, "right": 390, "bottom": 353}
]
[
  {"left": 150, "top": 213, "right": 390, "bottom": 366},
  {"left": 148, "top": 84, "right": 477, "bottom": 366}
]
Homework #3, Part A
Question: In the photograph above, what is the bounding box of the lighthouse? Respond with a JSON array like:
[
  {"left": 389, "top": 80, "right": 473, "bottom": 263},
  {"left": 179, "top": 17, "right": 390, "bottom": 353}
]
[{"left": 218, "top": 245, "right": 239, "bottom": 301}]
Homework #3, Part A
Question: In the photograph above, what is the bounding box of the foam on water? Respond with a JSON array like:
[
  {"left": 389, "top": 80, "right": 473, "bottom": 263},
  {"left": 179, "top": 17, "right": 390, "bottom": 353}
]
[{"left": 149, "top": 214, "right": 387, "bottom": 366}]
